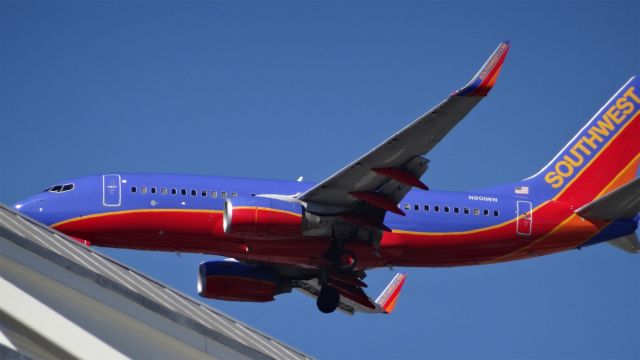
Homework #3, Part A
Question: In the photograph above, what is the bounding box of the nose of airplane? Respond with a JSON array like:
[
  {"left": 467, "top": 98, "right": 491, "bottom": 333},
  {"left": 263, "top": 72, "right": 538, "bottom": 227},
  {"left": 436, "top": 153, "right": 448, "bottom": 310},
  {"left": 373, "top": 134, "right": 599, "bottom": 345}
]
[{"left": 13, "top": 196, "right": 46, "bottom": 220}]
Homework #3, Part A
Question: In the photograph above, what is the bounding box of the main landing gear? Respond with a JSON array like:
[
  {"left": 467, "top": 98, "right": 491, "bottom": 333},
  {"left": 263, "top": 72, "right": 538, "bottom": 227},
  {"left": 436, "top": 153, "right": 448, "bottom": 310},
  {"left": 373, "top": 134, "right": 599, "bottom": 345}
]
[
  {"left": 324, "top": 229, "right": 358, "bottom": 274},
  {"left": 315, "top": 227, "right": 359, "bottom": 313},
  {"left": 316, "top": 285, "right": 340, "bottom": 313}
]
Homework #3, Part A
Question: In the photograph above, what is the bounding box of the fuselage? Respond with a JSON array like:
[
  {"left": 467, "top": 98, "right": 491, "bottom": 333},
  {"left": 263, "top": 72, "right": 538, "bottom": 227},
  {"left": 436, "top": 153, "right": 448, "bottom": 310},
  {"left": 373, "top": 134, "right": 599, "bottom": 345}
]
[{"left": 14, "top": 173, "right": 637, "bottom": 270}]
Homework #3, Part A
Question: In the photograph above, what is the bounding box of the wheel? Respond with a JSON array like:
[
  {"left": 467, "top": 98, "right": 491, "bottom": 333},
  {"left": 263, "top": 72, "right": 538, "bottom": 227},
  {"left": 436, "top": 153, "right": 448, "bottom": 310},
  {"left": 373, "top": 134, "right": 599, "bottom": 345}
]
[
  {"left": 316, "top": 286, "right": 340, "bottom": 313},
  {"left": 332, "top": 249, "right": 357, "bottom": 273}
]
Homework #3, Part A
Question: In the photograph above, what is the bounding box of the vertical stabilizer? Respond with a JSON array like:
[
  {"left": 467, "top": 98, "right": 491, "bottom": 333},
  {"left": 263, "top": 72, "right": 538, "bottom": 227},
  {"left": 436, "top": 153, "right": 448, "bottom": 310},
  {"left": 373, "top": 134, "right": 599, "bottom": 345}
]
[{"left": 523, "top": 76, "right": 640, "bottom": 207}]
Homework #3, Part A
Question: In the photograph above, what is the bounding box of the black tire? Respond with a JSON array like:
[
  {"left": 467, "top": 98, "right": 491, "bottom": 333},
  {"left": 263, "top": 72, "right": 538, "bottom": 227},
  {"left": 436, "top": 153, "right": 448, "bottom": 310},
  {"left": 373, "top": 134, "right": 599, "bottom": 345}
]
[
  {"left": 333, "top": 249, "right": 357, "bottom": 273},
  {"left": 316, "top": 286, "right": 340, "bottom": 313}
]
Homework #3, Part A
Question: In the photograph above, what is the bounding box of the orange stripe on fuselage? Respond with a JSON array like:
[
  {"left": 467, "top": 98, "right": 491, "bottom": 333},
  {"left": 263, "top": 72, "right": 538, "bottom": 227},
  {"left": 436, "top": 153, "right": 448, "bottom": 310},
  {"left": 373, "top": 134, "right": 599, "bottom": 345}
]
[
  {"left": 389, "top": 200, "right": 576, "bottom": 266},
  {"left": 486, "top": 214, "right": 606, "bottom": 263}
]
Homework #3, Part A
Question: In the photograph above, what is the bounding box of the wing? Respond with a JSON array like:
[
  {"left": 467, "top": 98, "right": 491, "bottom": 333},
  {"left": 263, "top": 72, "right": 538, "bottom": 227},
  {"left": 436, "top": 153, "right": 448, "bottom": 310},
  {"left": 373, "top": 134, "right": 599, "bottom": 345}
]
[
  {"left": 296, "top": 273, "right": 407, "bottom": 315},
  {"left": 298, "top": 42, "right": 510, "bottom": 222}
]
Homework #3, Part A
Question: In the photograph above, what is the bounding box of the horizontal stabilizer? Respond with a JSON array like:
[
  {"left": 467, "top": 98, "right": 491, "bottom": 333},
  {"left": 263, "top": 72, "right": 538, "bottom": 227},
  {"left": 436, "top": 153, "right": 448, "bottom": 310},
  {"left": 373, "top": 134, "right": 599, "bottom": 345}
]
[
  {"left": 576, "top": 178, "right": 640, "bottom": 221},
  {"left": 608, "top": 233, "right": 640, "bottom": 253}
]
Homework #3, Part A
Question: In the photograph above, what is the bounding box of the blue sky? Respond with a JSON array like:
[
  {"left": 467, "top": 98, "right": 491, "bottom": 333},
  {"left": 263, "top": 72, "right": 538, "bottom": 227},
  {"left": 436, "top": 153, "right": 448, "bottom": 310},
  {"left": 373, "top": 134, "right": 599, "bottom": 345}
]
[{"left": 1, "top": 1, "right": 638, "bottom": 359}]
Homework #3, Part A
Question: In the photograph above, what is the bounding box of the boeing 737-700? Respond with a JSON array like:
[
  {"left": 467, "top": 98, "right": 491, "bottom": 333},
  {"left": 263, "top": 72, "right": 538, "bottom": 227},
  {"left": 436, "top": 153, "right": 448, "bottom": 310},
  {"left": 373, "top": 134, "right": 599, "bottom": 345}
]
[{"left": 14, "top": 42, "right": 640, "bottom": 314}]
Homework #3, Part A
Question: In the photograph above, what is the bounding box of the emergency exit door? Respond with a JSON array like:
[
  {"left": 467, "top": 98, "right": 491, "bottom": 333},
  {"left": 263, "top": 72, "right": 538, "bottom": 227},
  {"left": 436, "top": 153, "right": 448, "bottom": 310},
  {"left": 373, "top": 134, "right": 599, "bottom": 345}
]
[
  {"left": 103, "top": 174, "right": 121, "bottom": 207},
  {"left": 516, "top": 201, "right": 532, "bottom": 236}
]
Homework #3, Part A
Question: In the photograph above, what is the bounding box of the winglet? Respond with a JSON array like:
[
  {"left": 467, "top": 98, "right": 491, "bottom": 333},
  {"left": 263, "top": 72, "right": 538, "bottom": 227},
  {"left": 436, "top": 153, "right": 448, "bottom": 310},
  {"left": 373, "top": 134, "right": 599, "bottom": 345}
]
[
  {"left": 375, "top": 273, "right": 407, "bottom": 314},
  {"left": 456, "top": 41, "right": 510, "bottom": 97}
]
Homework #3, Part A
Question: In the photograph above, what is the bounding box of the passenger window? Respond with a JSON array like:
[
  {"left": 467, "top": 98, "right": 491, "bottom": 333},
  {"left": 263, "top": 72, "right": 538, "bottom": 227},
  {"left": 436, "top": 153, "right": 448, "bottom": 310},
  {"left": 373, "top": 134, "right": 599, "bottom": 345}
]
[
  {"left": 211, "top": 191, "right": 217, "bottom": 198},
  {"left": 161, "top": 187, "right": 168, "bottom": 195},
  {"left": 473, "top": 208, "right": 479, "bottom": 215},
  {"left": 424, "top": 205, "right": 430, "bottom": 211},
  {"left": 202, "top": 190, "right": 207, "bottom": 197},
  {"left": 171, "top": 188, "right": 177, "bottom": 195},
  {"left": 494, "top": 210, "right": 499, "bottom": 217},
  {"left": 454, "top": 207, "right": 460, "bottom": 214},
  {"left": 151, "top": 187, "right": 156, "bottom": 194},
  {"left": 404, "top": 203, "right": 410, "bottom": 210},
  {"left": 62, "top": 184, "right": 74, "bottom": 191},
  {"left": 483, "top": 209, "right": 489, "bottom": 216},
  {"left": 231, "top": 192, "right": 238, "bottom": 198},
  {"left": 131, "top": 186, "right": 137, "bottom": 193},
  {"left": 434, "top": 205, "right": 440, "bottom": 212},
  {"left": 181, "top": 188, "right": 187, "bottom": 196},
  {"left": 191, "top": 189, "right": 197, "bottom": 196},
  {"left": 141, "top": 186, "right": 148, "bottom": 194},
  {"left": 444, "top": 206, "right": 450, "bottom": 213},
  {"left": 221, "top": 191, "right": 228, "bottom": 198},
  {"left": 464, "top": 208, "right": 470, "bottom": 215},
  {"left": 414, "top": 204, "right": 419, "bottom": 211}
]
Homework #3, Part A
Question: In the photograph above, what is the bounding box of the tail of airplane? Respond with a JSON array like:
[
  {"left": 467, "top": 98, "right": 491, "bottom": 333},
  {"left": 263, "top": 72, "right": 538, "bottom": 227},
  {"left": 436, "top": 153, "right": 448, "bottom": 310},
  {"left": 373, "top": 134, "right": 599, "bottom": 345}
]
[{"left": 523, "top": 76, "right": 640, "bottom": 208}]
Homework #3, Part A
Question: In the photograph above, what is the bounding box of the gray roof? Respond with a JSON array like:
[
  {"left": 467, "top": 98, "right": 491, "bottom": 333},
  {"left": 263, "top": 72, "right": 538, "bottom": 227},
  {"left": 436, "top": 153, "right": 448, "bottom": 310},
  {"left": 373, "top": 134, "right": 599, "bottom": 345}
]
[{"left": 0, "top": 204, "right": 312, "bottom": 360}]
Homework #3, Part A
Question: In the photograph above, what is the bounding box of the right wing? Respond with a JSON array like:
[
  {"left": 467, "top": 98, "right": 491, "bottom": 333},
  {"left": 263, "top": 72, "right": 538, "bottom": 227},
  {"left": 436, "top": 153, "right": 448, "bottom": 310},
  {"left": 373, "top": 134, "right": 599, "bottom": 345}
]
[{"left": 298, "top": 42, "right": 511, "bottom": 228}]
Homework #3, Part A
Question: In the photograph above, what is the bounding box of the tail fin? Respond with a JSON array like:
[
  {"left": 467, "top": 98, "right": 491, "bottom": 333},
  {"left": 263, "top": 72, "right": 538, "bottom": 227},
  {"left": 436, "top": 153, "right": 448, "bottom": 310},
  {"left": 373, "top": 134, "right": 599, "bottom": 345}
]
[{"left": 524, "top": 76, "right": 640, "bottom": 206}]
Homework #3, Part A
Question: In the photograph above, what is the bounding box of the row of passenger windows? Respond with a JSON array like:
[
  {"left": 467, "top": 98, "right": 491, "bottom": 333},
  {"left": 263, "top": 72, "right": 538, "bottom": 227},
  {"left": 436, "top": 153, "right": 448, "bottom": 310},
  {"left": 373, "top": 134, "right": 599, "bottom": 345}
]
[
  {"left": 404, "top": 203, "right": 499, "bottom": 217},
  {"left": 130, "top": 186, "right": 238, "bottom": 199}
]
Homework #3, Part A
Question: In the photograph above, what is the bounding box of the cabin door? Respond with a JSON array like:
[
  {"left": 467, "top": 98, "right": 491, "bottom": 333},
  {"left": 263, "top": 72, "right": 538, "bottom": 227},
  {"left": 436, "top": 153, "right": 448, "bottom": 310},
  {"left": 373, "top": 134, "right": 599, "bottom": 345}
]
[
  {"left": 516, "top": 201, "right": 532, "bottom": 236},
  {"left": 103, "top": 174, "right": 122, "bottom": 207}
]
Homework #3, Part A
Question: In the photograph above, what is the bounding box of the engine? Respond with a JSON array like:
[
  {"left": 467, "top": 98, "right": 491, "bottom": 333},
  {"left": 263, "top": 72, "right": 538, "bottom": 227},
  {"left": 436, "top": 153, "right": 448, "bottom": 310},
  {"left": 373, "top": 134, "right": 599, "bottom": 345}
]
[
  {"left": 197, "top": 261, "right": 290, "bottom": 302},
  {"left": 223, "top": 196, "right": 304, "bottom": 239}
]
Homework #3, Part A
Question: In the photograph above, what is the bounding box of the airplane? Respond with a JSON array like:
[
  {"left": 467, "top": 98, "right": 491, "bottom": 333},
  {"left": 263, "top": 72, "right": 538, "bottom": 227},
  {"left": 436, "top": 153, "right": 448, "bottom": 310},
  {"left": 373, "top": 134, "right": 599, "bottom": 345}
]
[{"left": 13, "top": 41, "right": 640, "bottom": 314}]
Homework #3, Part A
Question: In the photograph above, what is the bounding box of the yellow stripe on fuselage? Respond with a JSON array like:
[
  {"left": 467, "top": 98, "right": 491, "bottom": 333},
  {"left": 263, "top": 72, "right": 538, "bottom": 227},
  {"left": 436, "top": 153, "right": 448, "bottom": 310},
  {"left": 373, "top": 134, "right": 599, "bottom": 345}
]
[{"left": 391, "top": 203, "right": 550, "bottom": 236}]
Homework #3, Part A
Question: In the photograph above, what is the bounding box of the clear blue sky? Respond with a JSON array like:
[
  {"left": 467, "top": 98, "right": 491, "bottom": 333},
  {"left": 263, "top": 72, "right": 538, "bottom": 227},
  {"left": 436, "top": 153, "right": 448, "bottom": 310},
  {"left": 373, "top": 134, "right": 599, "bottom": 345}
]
[{"left": 1, "top": 1, "right": 638, "bottom": 359}]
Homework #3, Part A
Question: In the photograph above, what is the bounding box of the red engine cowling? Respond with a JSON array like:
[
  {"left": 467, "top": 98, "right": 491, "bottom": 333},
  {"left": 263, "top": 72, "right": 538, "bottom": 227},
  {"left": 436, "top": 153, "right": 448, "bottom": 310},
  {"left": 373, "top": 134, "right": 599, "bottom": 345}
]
[
  {"left": 197, "top": 261, "right": 282, "bottom": 302},
  {"left": 223, "top": 196, "right": 303, "bottom": 239}
]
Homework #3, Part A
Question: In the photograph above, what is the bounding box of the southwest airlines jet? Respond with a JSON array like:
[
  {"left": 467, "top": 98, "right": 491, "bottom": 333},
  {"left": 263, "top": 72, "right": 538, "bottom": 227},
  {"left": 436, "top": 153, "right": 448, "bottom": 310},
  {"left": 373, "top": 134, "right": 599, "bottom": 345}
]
[{"left": 14, "top": 42, "right": 640, "bottom": 314}]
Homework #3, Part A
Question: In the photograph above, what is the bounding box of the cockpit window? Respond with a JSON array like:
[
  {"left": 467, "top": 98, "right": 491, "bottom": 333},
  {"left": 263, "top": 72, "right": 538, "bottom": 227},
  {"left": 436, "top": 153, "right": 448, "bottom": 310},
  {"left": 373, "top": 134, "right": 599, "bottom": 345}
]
[{"left": 48, "top": 183, "right": 74, "bottom": 193}]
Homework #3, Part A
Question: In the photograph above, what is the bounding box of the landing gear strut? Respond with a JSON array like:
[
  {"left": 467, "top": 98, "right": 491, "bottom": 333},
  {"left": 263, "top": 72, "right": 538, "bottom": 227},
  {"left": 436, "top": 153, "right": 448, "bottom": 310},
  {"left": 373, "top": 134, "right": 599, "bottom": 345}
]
[
  {"left": 316, "top": 285, "right": 340, "bottom": 313},
  {"left": 332, "top": 249, "right": 356, "bottom": 273},
  {"left": 325, "top": 228, "right": 358, "bottom": 273}
]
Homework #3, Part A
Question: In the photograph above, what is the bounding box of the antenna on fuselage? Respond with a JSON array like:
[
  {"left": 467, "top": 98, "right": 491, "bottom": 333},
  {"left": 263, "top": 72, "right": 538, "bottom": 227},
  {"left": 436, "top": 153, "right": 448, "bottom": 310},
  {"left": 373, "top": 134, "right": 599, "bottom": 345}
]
[{"left": 296, "top": 176, "right": 304, "bottom": 182}]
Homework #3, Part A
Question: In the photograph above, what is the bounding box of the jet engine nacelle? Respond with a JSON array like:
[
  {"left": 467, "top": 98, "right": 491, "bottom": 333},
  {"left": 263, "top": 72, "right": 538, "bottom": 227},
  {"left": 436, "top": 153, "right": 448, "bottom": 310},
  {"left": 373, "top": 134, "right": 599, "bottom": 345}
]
[
  {"left": 223, "top": 196, "right": 303, "bottom": 239},
  {"left": 197, "top": 261, "right": 287, "bottom": 302}
]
